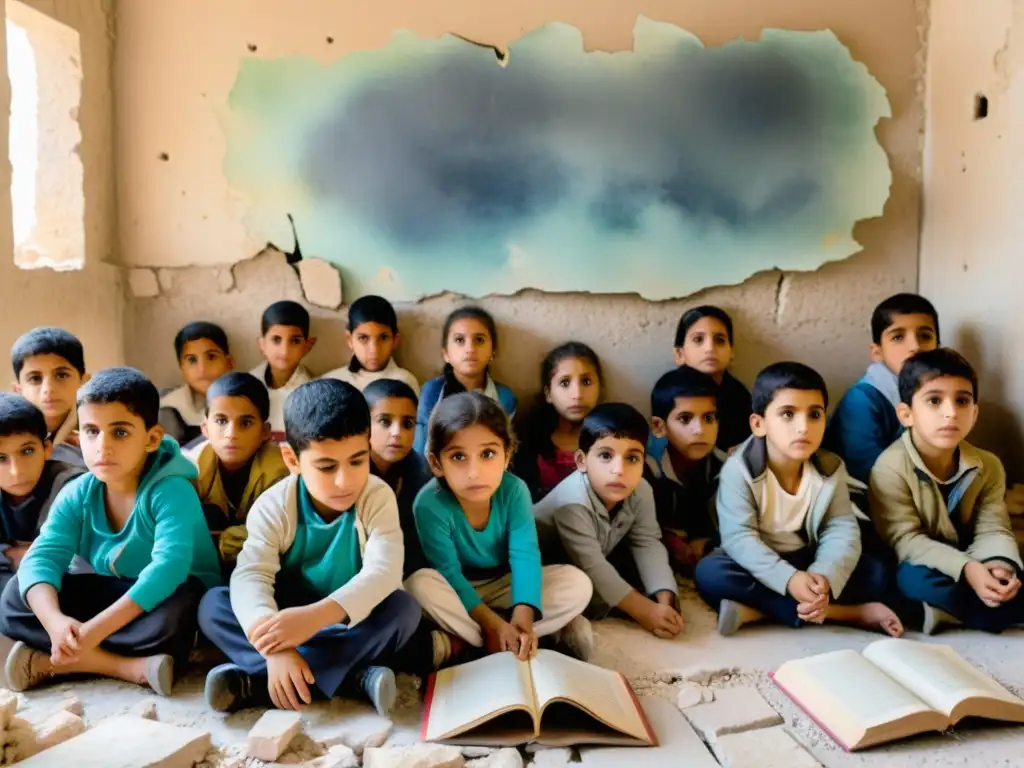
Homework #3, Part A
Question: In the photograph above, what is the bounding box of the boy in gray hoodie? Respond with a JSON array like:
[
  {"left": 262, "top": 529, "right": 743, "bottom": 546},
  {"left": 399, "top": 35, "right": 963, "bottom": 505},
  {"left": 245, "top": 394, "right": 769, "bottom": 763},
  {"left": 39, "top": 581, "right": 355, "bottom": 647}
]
[{"left": 695, "top": 363, "right": 902, "bottom": 637}]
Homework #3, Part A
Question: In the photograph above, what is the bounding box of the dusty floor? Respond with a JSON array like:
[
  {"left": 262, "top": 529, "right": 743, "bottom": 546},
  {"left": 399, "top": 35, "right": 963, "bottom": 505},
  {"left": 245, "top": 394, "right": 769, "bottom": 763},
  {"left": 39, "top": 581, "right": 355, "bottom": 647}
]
[{"left": 3, "top": 583, "right": 1024, "bottom": 767}]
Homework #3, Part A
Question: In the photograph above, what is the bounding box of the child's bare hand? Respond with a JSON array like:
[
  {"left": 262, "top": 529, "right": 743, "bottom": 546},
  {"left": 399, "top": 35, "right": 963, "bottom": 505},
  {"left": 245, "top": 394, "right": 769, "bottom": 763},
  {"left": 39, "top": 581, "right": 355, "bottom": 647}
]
[
  {"left": 483, "top": 620, "right": 529, "bottom": 658},
  {"left": 5, "top": 543, "right": 30, "bottom": 569},
  {"left": 45, "top": 615, "right": 82, "bottom": 666},
  {"left": 787, "top": 571, "right": 822, "bottom": 604},
  {"left": 250, "top": 605, "right": 325, "bottom": 656},
  {"left": 508, "top": 606, "right": 538, "bottom": 660},
  {"left": 640, "top": 602, "right": 684, "bottom": 638},
  {"left": 266, "top": 650, "right": 314, "bottom": 710},
  {"left": 965, "top": 561, "right": 1007, "bottom": 604},
  {"left": 984, "top": 562, "right": 1020, "bottom": 603}
]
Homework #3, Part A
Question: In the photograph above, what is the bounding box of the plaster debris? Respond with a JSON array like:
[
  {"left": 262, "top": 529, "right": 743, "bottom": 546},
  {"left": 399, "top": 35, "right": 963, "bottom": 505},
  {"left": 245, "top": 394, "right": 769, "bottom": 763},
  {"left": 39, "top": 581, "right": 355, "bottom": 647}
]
[
  {"left": 715, "top": 727, "right": 821, "bottom": 768},
  {"left": 128, "top": 698, "right": 158, "bottom": 720},
  {"left": 24, "top": 710, "right": 85, "bottom": 757},
  {"left": 460, "top": 746, "right": 497, "bottom": 758},
  {"left": 306, "top": 743, "right": 359, "bottom": 768},
  {"left": 675, "top": 682, "right": 709, "bottom": 709},
  {"left": 363, "top": 744, "right": 465, "bottom": 768},
  {"left": 247, "top": 710, "right": 303, "bottom": 761},
  {"left": 297, "top": 257, "right": 343, "bottom": 309},
  {"left": 51, "top": 696, "right": 84, "bottom": 717},
  {"left": 320, "top": 711, "right": 393, "bottom": 754},
  {"left": 128, "top": 267, "right": 160, "bottom": 297},
  {"left": 466, "top": 748, "right": 522, "bottom": 768},
  {"left": 527, "top": 747, "right": 573, "bottom": 767},
  {"left": 682, "top": 686, "right": 783, "bottom": 741}
]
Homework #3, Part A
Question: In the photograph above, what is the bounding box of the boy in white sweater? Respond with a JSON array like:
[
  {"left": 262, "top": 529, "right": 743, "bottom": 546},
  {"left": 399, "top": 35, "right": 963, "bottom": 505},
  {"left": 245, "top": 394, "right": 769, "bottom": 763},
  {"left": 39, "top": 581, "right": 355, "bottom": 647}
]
[{"left": 198, "top": 379, "right": 422, "bottom": 715}]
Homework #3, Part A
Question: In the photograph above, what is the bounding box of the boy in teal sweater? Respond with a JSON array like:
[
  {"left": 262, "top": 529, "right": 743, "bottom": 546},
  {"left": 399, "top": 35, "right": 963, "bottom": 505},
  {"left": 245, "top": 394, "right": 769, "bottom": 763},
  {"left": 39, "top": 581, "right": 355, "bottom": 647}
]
[
  {"left": 0, "top": 368, "right": 221, "bottom": 695},
  {"left": 198, "top": 379, "right": 422, "bottom": 715}
]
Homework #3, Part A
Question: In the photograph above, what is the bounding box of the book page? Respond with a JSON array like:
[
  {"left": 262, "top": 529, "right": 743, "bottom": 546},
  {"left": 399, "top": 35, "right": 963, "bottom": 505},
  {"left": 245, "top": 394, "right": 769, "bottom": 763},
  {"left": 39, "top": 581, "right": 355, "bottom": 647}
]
[
  {"left": 529, "top": 650, "right": 651, "bottom": 743},
  {"left": 864, "top": 639, "right": 1024, "bottom": 722},
  {"left": 773, "top": 649, "right": 940, "bottom": 749},
  {"left": 424, "top": 652, "right": 536, "bottom": 741}
]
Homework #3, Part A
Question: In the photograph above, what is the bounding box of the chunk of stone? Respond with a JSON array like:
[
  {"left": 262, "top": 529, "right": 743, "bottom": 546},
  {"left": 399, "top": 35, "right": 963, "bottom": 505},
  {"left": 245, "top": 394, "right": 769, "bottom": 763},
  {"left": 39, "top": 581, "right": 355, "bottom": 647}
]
[
  {"left": 52, "top": 696, "right": 84, "bottom": 717},
  {"left": 129, "top": 698, "right": 158, "bottom": 720},
  {"left": 682, "top": 687, "right": 783, "bottom": 741},
  {"left": 321, "top": 712, "right": 392, "bottom": 754},
  {"left": 247, "top": 710, "right": 303, "bottom": 761},
  {"left": 715, "top": 727, "right": 820, "bottom": 767},
  {"left": 306, "top": 744, "right": 360, "bottom": 768},
  {"left": 466, "top": 748, "right": 522, "bottom": 768},
  {"left": 26, "top": 710, "right": 86, "bottom": 756},
  {"left": 676, "top": 682, "right": 707, "bottom": 709},
  {"left": 298, "top": 258, "right": 343, "bottom": 309},
  {"left": 362, "top": 744, "right": 464, "bottom": 768},
  {"left": 529, "top": 747, "right": 573, "bottom": 767}
]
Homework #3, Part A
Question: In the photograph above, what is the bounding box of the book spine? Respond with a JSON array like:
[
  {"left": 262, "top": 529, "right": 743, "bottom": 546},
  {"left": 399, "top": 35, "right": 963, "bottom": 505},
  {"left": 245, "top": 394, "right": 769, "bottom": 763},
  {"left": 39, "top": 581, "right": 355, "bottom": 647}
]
[
  {"left": 420, "top": 672, "right": 439, "bottom": 742},
  {"left": 768, "top": 671, "right": 853, "bottom": 752},
  {"left": 620, "top": 673, "right": 659, "bottom": 747}
]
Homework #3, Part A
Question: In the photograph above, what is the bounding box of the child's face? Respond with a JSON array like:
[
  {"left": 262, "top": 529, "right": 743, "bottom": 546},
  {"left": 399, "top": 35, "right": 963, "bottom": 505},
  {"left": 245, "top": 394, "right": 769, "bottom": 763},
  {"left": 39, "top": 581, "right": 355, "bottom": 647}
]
[
  {"left": 544, "top": 358, "right": 600, "bottom": 424},
  {"left": 369, "top": 397, "right": 417, "bottom": 466},
  {"left": 78, "top": 402, "right": 162, "bottom": 486},
  {"left": 429, "top": 423, "right": 509, "bottom": 506},
  {"left": 673, "top": 317, "right": 733, "bottom": 377},
  {"left": 576, "top": 436, "right": 645, "bottom": 508},
  {"left": 0, "top": 433, "right": 51, "bottom": 501},
  {"left": 283, "top": 435, "right": 371, "bottom": 515},
  {"left": 179, "top": 339, "right": 233, "bottom": 396},
  {"left": 258, "top": 325, "right": 314, "bottom": 375},
  {"left": 348, "top": 322, "right": 397, "bottom": 373},
  {"left": 202, "top": 395, "right": 269, "bottom": 471},
  {"left": 652, "top": 396, "right": 719, "bottom": 462},
  {"left": 871, "top": 313, "right": 938, "bottom": 376},
  {"left": 751, "top": 388, "right": 826, "bottom": 464},
  {"left": 442, "top": 319, "right": 493, "bottom": 379},
  {"left": 13, "top": 354, "right": 85, "bottom": 433},
  {"left": 897, "top": 375, "right": 977, "bottom": 455}
]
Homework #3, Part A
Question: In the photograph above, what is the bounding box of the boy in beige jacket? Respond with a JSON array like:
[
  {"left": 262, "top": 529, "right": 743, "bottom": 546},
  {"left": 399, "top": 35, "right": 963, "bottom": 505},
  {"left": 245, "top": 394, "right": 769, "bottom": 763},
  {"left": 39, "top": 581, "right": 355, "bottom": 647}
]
[{"left": 870, "top": 349, "right": 1023, "bottom": 634}]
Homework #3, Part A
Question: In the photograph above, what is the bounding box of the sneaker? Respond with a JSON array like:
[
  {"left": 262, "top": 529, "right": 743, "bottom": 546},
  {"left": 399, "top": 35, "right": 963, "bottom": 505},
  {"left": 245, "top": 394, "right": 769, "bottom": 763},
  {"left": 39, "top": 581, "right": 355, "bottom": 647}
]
[
  {"left": 204, "top": 663, "right": 264, "bottom": 712},
  {"left": 922, "top": 603, "right": 962, "bottom": 636},
  {"left": 4, "top": 642, "right": 51, "bottom": 692},
  {"left": 351, "top": 666, "right": 397, "bottom": 718},
  {"left": 144, "top": 654, "right": 174, "bottom": 697},
  {"left": 717, "top": 599, "right": 743, "bottom": 637},
  {"left": 555, "top": 616, "right": 594, "bottom": 661}
]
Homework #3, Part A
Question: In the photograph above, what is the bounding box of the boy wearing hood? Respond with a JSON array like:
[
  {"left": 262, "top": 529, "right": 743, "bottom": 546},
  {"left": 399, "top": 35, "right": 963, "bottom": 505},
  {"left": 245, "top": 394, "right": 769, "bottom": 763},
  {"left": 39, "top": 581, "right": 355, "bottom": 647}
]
[{"left": 0, "top": 368, "right": 221, "bottom": 696}]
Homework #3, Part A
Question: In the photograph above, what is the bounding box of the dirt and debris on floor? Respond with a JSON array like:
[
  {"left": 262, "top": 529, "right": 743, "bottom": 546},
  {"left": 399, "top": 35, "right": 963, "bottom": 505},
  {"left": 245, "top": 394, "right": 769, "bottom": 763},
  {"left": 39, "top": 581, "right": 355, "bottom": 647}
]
[{"left": 1, "top": 581, "right": 1023, "bottom": 767}]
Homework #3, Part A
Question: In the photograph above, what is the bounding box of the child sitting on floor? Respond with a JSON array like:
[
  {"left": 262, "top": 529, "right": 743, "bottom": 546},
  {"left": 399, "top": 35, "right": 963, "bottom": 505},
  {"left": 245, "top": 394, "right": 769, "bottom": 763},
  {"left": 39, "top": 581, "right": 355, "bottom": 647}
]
[
  {"left": 513, "top": 342, "right": 603, "bottom": 502},
  {"left": 695, "top": 362, "right": 902, "bottom": 637},
  {"left": 413, "top": 307, "right": 516, "bottom": 455},
  {"left": 0, "top": 394, "right": 84, "bottom": 591},
  {"left": 535, "top": 403, "right": 683, "bottom": 639},
  {"left": 363, "top": 378, "right": 432, "bottom": 577},
  {"left": 645, "top": 366, "right": 726, "bottom": 572},
  {"left": 826, "top": 293, "right": 939, "bottom": 486},
  {"left": 198, "top": 379, "right": 422, "bottom": 715},
  {"left": 870, "top": 349, "right": 1024, "bottom": 634},
  {"left": 671, "top": 306, "right": 752, "bottom": 451},
  {"left": 251, "top": 301, "right": 316, "bottom": 439},
  {"left": 159, "top": 321, "right": 234, "bottom": 446},
  {"left": 10, "top": 327, "right": 89, "bottom": 467},
  {"left": 405, "top": 392, "right": 593, "bottom": 668},
  {"left": 323, "top": 295, "right": 419, "bottom": 394},
  {"left": 188, "top": 372, "right": 288, "bottom": 567},
  {"left": 0, "top": 368, "right": 221, "bottom": 695}
]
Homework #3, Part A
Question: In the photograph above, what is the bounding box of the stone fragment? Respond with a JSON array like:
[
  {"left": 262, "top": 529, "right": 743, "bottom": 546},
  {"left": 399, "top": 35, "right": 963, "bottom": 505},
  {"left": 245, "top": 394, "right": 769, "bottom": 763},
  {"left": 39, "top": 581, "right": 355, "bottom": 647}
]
[
  {"left": 27, "top": 710, "right": 86, "bottom": 756},
  {"left": 465, "top": 748, "right": 522, "bottom": 768},
  {"left": 362, "top": 744, "right": 464, "bottom": 768},
  {"left": 297, "top": 258, "right": 343, "bottom": 309},
  {"left": 529, "top": 747, "right": 573, "bottom": 767},
  {"left": 129, "top": 698, "right": 158, "bottom": 720},
  {"left": 715, "top": 727, "right": 821, "bottom": 767},
  {"left": 306, "top": 743, "right": 359, "bottom": 768},
  {"left": 682, "top": 687, "right": 783, "bottom": 741},
  {"left": 52, "top": 696, "right": 84, "bottom": 717},
  {"left": 247, "top": 710, "right": 303, "bottom": 761},
  {"left": 321, "top": 712, "right": 393, "bottom": 754},
  {"left": 676, "top": 682, "right": 706, "bottom": 709}
]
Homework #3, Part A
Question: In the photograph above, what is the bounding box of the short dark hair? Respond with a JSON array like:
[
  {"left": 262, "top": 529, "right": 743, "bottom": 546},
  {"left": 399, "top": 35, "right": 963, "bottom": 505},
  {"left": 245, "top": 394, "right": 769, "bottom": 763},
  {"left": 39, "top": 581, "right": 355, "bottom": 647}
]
[
  {"left": 206, "top": 372, "right": 270, "bottom": 421},
  {"left": 674, "top": 306, "right": 734, "bottom": 347},
  {"left": 650, "top": 367, "right": 719, "bottom": 420},
  {"left": 348, "top": 295, "right": 398, "bottom": 334},
  {"left": 751, "top": 362, "right": 829, "bottom": 416},
  {"left": 0, "top": 393, "right": 48, "bottom": 442},
  {"left": 174, "top": 321, "right": 230, "bottom": 360},
  {"left": 77, "top": 367, "right": 160, "bottom": 429},
  {"left": 579, "top": 403, "right": 649, "bottom": 455},
  {"left": 284, "top": 379, "right": 369, "bottom": 453},
  {"left": 363, "top": 378, "right": 419, "bottom": 410},
  {"left": 427, "top": 391, "right": 514, "bottom": 459},
  {"left": 261, "top": 300, "right": 310, "bottom": 337},
  {"left": 871, "top": 293, "right": 940, "bottom": 345},
  {"left": 11, "top": 327, "right": 86, "bottom": 378},
  {"left": 898, "top": 348, "right": 978, "bottom": 406}
]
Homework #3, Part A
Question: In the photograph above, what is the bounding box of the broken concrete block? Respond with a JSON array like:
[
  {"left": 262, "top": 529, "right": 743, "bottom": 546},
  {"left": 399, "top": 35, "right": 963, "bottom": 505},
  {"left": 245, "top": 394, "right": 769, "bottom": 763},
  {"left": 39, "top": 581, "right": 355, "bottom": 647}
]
[
  {"left": 460, "top": 746, "right": 496, "bottom": 758},
  {"left": 49, "top": 696, "right": 84, "bottom": 718},
  {"left": 363, "top": 744, "right": 464, "bottom": 768},
  {"left": 306, "top": 744, "right": 359, "bottom": 768},
  {"left": 128, "top": 268, "right": 161, "bottom": 298},
  {"left": 247, "top": 710, "right": 303, "bottom": 761},
  {"left": 715, "top": 727, "right": 820, "bottom": 768},
  {"left": 322, "top": 712, "right": 392, "bottom": 754},
  {"left": 128, "top": 698, "right": 158, "bottom": 721},
  {"left": 0, "top": 689, "right": 18, "bottom": 730},
  {"left": 26, "top": 710, "right": 86, "bottom": 756},
  {"left": 676, "top": 682, "right": 706, "bottom": 709},
  {"left": 297, "top": 258, "right": 343, "bottom": 309},
  {"left": 17, "top": 716, "right": 211, "bottom": 767},
  {"left": 578, "top": 697, "right": 717, "bottom": 767},
  {"left": 682, "top": 686, "right": 783, "bottom": 741},
  {"left": 466, "top": 748, "right": 522, "bottom": 768},
  {"left": 529, "top": 747, "right": 573, "bottom": 767}
]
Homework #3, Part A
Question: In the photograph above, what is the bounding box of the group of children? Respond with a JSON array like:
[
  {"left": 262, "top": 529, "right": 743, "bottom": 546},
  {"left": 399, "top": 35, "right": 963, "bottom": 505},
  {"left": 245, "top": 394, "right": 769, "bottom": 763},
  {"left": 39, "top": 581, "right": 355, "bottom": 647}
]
[{"left": 0, "top": 290, "right": 1020, "bottom": 719}]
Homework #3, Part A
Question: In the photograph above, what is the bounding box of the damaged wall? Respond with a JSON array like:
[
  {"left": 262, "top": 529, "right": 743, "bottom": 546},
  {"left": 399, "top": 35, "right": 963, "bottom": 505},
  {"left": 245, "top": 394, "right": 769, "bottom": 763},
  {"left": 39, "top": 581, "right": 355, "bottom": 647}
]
[
  {"left": 920, "top": 0, "right": 1024, "bottom": 478},
  {"left": 0, "top": 0, "right": 123, "bottom": 374},
  {"left": 117, "top": 0, "right": 928, "bottom": 411}
]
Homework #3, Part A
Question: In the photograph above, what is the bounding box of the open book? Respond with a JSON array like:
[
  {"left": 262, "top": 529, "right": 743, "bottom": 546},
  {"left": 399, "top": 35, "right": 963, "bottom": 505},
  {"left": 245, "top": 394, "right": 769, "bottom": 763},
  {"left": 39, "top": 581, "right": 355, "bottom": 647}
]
[
  {"left": 772, "top": 638, "right": 1024, "bottom": 751},
  {"left": 421, "top": 649, "right": 657, "bottom": 748}
]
